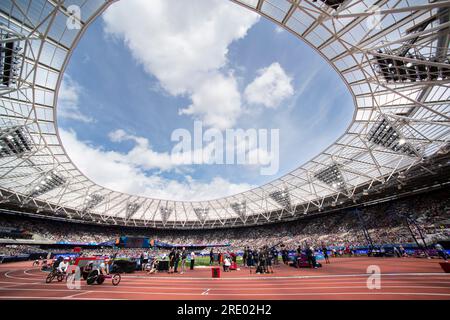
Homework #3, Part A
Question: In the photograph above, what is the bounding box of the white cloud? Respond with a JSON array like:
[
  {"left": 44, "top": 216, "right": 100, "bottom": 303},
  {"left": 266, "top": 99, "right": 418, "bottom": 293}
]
[
  {"left": 60, "top": 128, "right": 255, "bottom": 200},
  {"left": 244, "top": 62, "right": 294, "bottom": 109},
  {"left": 58, "top": 75, "right": 94, "bottom": 123},
  {"left": 178, "top": 73, "right": 242, "bottom": 129},
  {"left": 102, "top": 0, "right": 259, "bottom": 129},
  {"left": 107, "top": 129, "right": 175, "bottom": 171}
]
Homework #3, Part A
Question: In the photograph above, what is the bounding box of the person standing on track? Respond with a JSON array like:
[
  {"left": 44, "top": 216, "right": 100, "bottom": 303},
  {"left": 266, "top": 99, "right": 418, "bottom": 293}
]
[
  {"left": 180, "top": 247, "right": 187, "bottom": 274},
  {"left": 271, "top": 247, "right": 279, "bottom": 266},
  {"left": 190, "top": 251, "right": 195, "bottom": 270},
  {"left": 305, "top": 246, "right": 317, "bottom": 269},
  {"left": 209, "top": 249, "right": 214, "bottom": 266},
  {"left": 242, "top": 247, "right": 248, "bottom": 267},
  {"left": 174, "top": 249, "right": 180, "bottom": 273},
  {"left": 168, "top": 248, "right": 175, "bottom": 274},
  {"left": 267, "top": 246, "right": 274, "bottom": 273},
  {"left": 247, "top": 248, "right": 254, "bottom": 273},
  {"left": 322, "top": 245, "right": 330, "bottom": 264},
  {"left": 281, "top": 246, "right": 289, "bottom": 265}
]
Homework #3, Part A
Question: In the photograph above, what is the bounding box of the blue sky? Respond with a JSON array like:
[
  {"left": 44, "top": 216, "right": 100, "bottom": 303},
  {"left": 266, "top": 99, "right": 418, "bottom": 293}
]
[{"left": 58, "top": 0, "right": 353, "bottom": 201}]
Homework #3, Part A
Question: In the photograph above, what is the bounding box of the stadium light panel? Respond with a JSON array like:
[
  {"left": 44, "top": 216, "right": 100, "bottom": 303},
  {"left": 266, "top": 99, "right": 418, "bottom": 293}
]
[
  {"left": 231, "top": 201, "right": 247, "bottom": 221},
  {"left": 367, "top": 116, "right": 420, "bottom": 157},
  {"left": 312, "top": 0, "right": 346, "bottom": 10},
  {"left": 29, "top": 171, "right": 66, "bottom": 197},
  {"left": 269, "top": 188, "right": 292, "bottom": 211},
  {"left": 314, "top": 163, "right": 347, "bottom": 192},
  {"left": 0, "top": 33, "right": 23, "bottom": 87},
  {"left": 83, "top": 194, "right": 104, "bottom": 212},
  {"left": 160, "top": 206, "right": 173, "bottom": 224},
  {"left": 373, "top": 8, "right": 450, "bottom": 84},
  {"left": 0, "top": 126, "right": 33, "bottom": 157},
  {"left": 193, "top": 207, "right": 209, "bottom": 222},
  {"left": 125, "top": 201, "right": 140, "bottom": 220},
  {"left": 374, "top": 52, "right": 450, "bottom": 83}
]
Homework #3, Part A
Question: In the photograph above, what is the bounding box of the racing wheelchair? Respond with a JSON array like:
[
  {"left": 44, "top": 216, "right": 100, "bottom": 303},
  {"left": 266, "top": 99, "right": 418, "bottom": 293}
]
[{"left": 45, "top": 269, "right": 66, "bottom": 283}]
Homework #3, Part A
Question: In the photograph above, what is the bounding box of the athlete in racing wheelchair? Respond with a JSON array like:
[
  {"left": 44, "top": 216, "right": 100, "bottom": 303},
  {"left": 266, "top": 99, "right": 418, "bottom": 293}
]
[
  {"left": 46, "top": 257, "right": 69, "bottom": 283},
  {"left": 86, "top": 258, "right": 121, "bottom": 286}
]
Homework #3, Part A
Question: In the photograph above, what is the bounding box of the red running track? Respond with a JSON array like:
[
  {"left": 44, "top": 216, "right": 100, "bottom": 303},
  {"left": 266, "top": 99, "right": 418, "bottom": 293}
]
[{"left": 0, "top": 257, "right": 449, "bottom": 300}]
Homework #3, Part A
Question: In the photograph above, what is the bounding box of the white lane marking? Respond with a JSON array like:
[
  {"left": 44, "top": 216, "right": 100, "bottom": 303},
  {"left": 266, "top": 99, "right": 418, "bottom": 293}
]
[
  {"left": 3, "top": 269, "right": 449, "bottom": 282},
  {"left": 0, "top": 288, "right": 449, "bottom": 298},
  {"left": 119, "top": 272, "right": 450, "bottom": 281},
  {"left": 2, "top": 284, "right": 448, "bottom": 292},
  {"left": 2, "top": 279, "right": 449, "bottom": 290},
  {"left": 0, "top": 296, "right": 124, "bottom": 300},
  {"left": 4, "top": 270, "right": 42, "bottom": 281},
  {"left": 24, "top": 268, "right": 41, "bottom": 276},
  {"left": 63, "top": 291, "right": 92, "bottom": 299},
  {"left": 201, "top": 289, "right": 210, "bottom": 295}
]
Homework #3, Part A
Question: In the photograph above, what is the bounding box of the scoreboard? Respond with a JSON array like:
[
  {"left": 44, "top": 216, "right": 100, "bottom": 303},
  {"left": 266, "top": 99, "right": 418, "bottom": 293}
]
[{"left": 117, "top": 236, "right": 151, "bottom": 248}]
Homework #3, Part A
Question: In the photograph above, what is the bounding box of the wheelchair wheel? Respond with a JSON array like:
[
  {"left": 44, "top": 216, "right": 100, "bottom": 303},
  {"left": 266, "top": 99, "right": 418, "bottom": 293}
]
[
  {"left": 112, "top": 274, "right": 121, "bottom": 286},
  {"left": 86, "top": 270, "right": 99, "bottom": 285},
  {"left": 45, "top": 272, "right": 55, "bottom": 283},
  {"left": 57, "top": 274, "right": 64, "bottom": 282},
  {"left": 96, "top": 275, "right": 105, "bottom": 285}
]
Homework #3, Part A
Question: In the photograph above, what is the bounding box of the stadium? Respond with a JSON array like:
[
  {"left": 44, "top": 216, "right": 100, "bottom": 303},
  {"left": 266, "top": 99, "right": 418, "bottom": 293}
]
[{"left": 0, "top": 0, "right": 449, "bottom": 302}]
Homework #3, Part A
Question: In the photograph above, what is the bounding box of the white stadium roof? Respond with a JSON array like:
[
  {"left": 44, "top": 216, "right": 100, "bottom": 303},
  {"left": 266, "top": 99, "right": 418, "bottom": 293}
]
[{"left": 0, "top": 0, "right": 449, "bottom": 228}]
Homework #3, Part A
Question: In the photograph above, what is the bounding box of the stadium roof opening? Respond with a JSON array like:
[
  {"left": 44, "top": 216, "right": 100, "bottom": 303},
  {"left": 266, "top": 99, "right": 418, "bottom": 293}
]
[{"left": 0, "top": 0, "right": 448, "bottom": 229}]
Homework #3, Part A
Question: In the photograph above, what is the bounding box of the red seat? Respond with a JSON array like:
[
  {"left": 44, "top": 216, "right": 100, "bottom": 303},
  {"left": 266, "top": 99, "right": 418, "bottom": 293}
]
[{"left": 211, "top": 267, "right": 221, "bottom": 278}]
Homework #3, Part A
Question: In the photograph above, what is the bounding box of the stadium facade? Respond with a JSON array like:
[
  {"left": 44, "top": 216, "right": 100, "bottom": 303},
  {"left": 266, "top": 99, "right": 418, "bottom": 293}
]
[{"left": 0, "top": 0, "right": 449, "bottom": 229}]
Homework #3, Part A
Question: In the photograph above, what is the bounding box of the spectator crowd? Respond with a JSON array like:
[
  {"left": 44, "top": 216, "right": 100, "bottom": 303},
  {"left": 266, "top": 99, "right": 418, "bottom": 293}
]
[{"left": 1, "top": 190, "right": 448, "bottom": 257}]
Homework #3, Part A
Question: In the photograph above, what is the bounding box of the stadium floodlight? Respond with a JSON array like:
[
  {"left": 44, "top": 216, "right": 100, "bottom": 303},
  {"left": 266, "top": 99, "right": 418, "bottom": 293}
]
[
  {"left": 373, "top": 8, "right": 450, "bottom": 83},
  {"left": 269, "top": 188, "right": 292, "bottom": 211},
  {"left": 314, "top": 163, "right": 347, "bottom": 192},
  {"left": 160, "top": 206, "right": 173, "bottom": 224},
  {"left": 312, "top": 0, "right": 346, "bottom": 10},
  {"left": 231, "top": 201, "right": 247, "bottom": 221},
  {"left": 125, "top": 201, "right": 140, "bottom": 220},
  {"left": 0, "top": 34, "right": 23, "bottom": 87},
  {"left": 367, "top": 115, "right": 420, "bottom": 157},
  {"left": 83, "top": 194, "right": 104, "bottom": 212},
  {"left": 29, "top": 171, "right": 66, "bottom": 197},
  {"left": 0, "top": 125, "right": 33, "bottom": 158},
  {"left": 374, "top": 52, "right": 450, "bottom": 83},
  {"left": 193, "top": 207, "right": 209, "bottom": 222}
]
